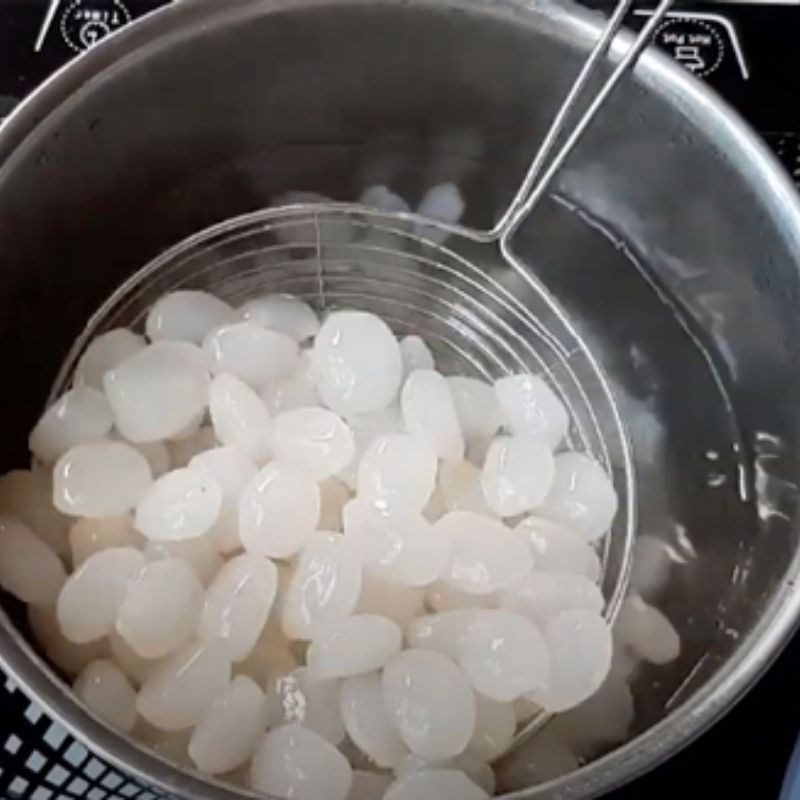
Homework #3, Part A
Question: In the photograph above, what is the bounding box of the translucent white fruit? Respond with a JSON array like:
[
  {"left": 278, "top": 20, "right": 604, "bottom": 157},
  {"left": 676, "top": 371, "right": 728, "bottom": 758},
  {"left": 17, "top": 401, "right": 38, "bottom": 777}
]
[
  {"left": 109, "top": 629, "right": 157, "bottom": 687},
  {"left": 282, "top": 533, "right": 362, "bottom": 640},
  {"left": 394, "top": 755, "right": 495, "bottom": 796},
  {"left": 494, "top": 373, "right": 569, "bottom": 448},
  {"left": 399, "top": 335, "right": 434, "bottom": 376},
  {"left": 538, "top": 452, "right": 618, "bottom": 541},
  {"left": 436, "top": 511, "right": 533, "bottom": 594},
  {"left": 203, "top": 321, "right": 298, "bottom": 387},
  {"left": 117, "top": 558, "right": 203, "bottom": 658},
  {"left": 515, "top": 516, "right": 602, "bottom": 580},
  {"left": 104, "top": 342, "right": 210, "bottom": 443},
  {"left": 414, "top": 183, "right": 466, "bottom": 245},
  {"left": 630, "top": 534, "right": 673, "bottom": 596},
  {"left": 343, "top": 500, "right": 449, "bottom": 587},
  {"left": 260, "top": 355, "right": 320, "bottom": 415},
  {"left": 146, "top": 290, "right": 234, "bottom": 344},
  {"left": 530, "top": 609, "right": 613, "bottom": 713},
  {"left": 615, "top": 594, "right": 681, "bottom": 665},
  {"left": 251, "top": 723, "right": 353, "bottom": 800},
  {"left": 357, "top": 433, "right": 437, "bottom": 512},
  {"left": 189, "top": 675, "right": 267, "bottom": 775},
  {"left": 239, "top": 294, "right": 320, "bottom": 342},
  {"left": 359, "top": 184, "right": 409, "bottom": 214},
  {"left": 75, "top": 328, "right": 146, "bottom": 389},
  {"left": 0, "top": 469, "right": 69, "bottom": 556},
  {"left": 53, "top": 442, "right": 153, "bottom": 517},
  {"left": 502, "top": 572, "right": 604, "bottom": 625},
  {"left": 268, "top": 667, "right": 345, "bottom": 745},
  {"left": 188, "top": 446, "right": 257, "bottom": 553},
  {"left": 348, "top": 771, "right": 393, "bottom": 800},
  {"left": 447, "top": 377, "right": 503, "bottom": 445},
  {"left": 425, "top": 582, "right": 499, "bottom": 613},
  {"left": 481, "top": 434, "right": 556, "bottom": 518},
  {"left": 467, "top": 692, "right": 517, "bottom": 762},
  {"left": 272, "top": 407, "right": 355, "bottom": 479},
  {"left": 311, "top": 310, "right": 403, "bottom": 415},
  {"left": 28, "top": 605, "right": 106, "bottom": 676},
  {"left": 57, "top": 547, "right": 145, "bottom": 643},
  {"left": 382, "top": 648, "right": 476, "bottom": 760},
  {"left": 74, "top": 660, "right": 137, "bottom": 732},
  {"left": 340, "top": 673, "right": 409, "bottom": 768},
  {"left": 146, "top": 534, "right": 222, "bottom": 586},
  {"left": 319, "top": 478, "right": 351, "bottom": 532},
  {"left": 385, "top": 769, "right": 488, "bottom": 800},
  {"left": 137, "top": 641, "right": 231, "bottom": 731},
  {"left": 439, "top": 460, "right": 493, "bottom": 516},
  {"left": 239, "top": 462, "right": 320, "bottom": 559},
  {"left": 357, "top": 575, "right": 424, "bottom": 627},
  {"left": 339, "top": 405, "right": 404, "bottom": 489},
  {"left": 167, "top": 426, "right": 218, "bottom": 469},
  {"left": 406, "top": 610, "right": 479, "bottom": 660},
  {"left": 307, "top": 614, "right": 402, "bottom": 680},
  {"left": 200, "top": 553, "right": 278, "bottom": 661},
  {"left": 135, "top": 467, "right": 222, "bottom": 542},
  {"left": 456, "top": 610, "right": 550, "bottom": 702},
  {"left": 208, "top": 374, "right": 272, "bottom": 464},
  {"left": 30, "top": 387, "right": 114, "bottom": 464},
  {"left": 401, "top": 369, "right": 464, "bottom": 462},
  {"left": 0, "top": 517, "right": 66, "bottom": 606}
]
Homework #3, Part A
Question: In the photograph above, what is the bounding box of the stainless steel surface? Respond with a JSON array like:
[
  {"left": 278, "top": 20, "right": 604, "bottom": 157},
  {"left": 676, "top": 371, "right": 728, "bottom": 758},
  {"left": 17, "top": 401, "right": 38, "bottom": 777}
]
[{"left": 0, "top": 0, "right": 800, "bottom": 798}]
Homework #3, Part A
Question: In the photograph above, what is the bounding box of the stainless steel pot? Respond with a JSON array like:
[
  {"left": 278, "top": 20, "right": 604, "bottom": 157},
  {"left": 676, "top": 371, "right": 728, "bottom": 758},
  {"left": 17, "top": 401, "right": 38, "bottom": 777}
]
[{"left": 1, "top": 0, "right": 800, "bottom": 797}]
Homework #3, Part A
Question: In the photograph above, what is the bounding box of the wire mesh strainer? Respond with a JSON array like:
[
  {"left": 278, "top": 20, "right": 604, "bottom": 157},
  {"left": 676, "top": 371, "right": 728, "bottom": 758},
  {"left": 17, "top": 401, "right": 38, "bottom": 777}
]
[{"left": 45, "top": 0, "right": 674, "bottom": 762}]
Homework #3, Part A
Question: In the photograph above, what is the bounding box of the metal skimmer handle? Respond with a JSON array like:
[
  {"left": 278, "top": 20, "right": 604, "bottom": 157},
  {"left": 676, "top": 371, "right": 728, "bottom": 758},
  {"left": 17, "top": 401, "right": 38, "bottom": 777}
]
[{"left": 493, "top": 0, "right": 675, "bottom": 244}]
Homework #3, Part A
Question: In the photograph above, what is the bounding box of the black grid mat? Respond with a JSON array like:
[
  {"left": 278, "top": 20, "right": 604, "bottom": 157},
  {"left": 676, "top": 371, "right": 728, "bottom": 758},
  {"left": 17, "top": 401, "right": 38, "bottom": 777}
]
[{"left": 0, "top": 677, "right": 169, "bottom": 800}]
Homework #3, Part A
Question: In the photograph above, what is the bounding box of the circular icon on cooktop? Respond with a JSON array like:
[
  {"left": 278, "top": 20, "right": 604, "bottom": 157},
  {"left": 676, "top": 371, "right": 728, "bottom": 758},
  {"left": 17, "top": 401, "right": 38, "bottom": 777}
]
[
  {"left": 60, "top": 0, "right": 131, "bottom": 52},
  {"left": 654, "top": 17, "right": 725, "bottom": 79}
]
